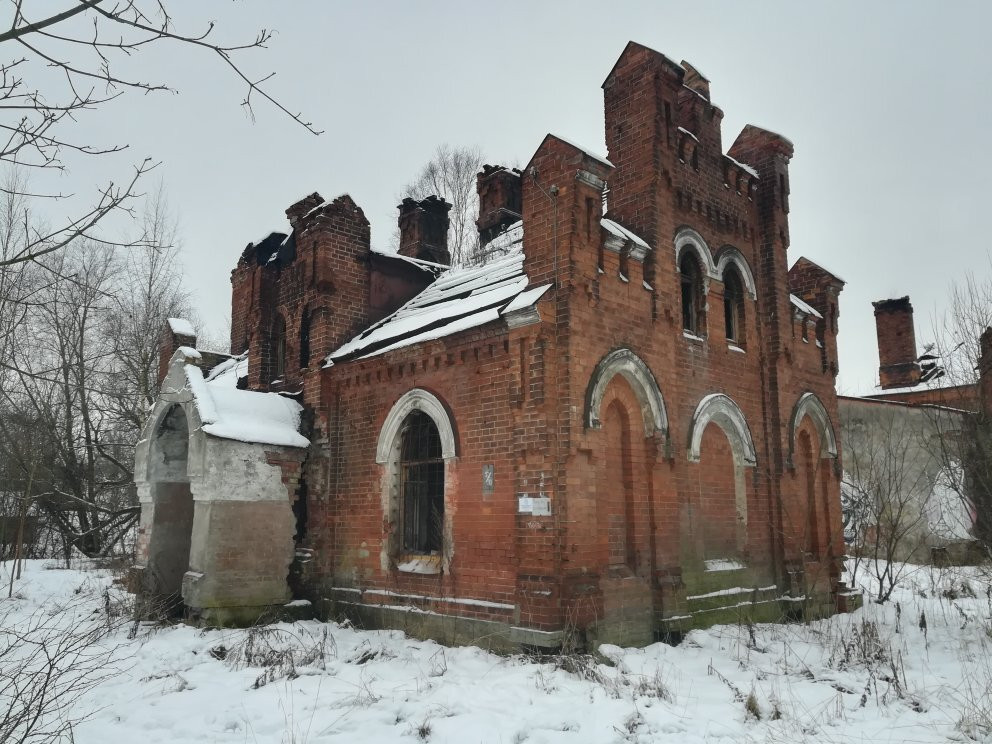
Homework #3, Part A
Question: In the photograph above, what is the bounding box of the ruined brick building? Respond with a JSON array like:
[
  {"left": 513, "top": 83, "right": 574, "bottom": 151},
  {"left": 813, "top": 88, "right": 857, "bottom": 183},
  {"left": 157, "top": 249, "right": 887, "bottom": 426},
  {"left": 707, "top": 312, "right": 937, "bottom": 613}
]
[
  {"left": 134, "top": 42, "right": 858, "bottom": 648},
  {"left": 838, "top": 297, "right": 989, "bottom": 562}
]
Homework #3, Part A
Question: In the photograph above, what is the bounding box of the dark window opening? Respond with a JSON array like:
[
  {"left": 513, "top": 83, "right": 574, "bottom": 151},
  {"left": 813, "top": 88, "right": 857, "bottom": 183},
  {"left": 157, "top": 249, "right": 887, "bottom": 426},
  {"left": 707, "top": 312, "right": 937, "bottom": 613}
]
[
  {"left": 723, "top": 267, "right": 745, "bottom": 343},
  {"left": 299, "top": 312, "right": 311, "bottom": 369},
  {"left": 400, "top": 410, "right": 444, "bottom": 554},
  {"left": 680, "top": 252, "right": 705, "bottom": 335},
  {"left": 271, "top": 315, "right": 286, "bottom": 381}
]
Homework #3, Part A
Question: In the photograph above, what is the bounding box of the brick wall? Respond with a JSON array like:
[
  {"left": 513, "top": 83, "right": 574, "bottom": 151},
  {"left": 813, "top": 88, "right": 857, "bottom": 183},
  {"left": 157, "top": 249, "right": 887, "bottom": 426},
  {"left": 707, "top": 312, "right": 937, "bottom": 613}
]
[{"left": 216, "top": 41, "right": 851, "bottom": 640}]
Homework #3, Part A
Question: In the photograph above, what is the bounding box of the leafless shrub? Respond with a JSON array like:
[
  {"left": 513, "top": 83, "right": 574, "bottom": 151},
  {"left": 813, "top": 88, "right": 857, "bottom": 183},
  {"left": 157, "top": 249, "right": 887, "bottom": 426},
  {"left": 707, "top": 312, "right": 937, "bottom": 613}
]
[
  {"left": 0, "top": 593, "right": 128, "bottom": 743},
  {"left": 226, "top": 624, "right": 332, "bottom": 688}
]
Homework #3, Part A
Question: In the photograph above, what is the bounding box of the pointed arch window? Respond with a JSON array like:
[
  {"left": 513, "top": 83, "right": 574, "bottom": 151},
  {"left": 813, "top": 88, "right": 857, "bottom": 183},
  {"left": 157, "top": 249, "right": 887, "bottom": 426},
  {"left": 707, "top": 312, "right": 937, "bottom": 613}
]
[
  {"left": 680, "top": 252, "right": 706, "bottom": 335},
  {"left": 400, "top": 410, "right": 444, "bottom": 554},
  {"left": 271, "top": 315, "right": 286, "bottom": 381},
  {"left": 723, "top": 266, "right": 745, "bottom": 344}
]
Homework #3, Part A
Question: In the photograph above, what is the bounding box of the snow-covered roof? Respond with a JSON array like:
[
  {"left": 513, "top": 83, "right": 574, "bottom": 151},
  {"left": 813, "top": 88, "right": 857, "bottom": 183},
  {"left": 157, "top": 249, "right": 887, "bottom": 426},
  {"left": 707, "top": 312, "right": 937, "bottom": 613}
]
[
  {"left": 167, "top": 317, "right": 195, "bottom": 337},
  {"left": 601, "top": 218, "right": 650, "bottom": 251},
  {"left": 184, "top": 363, "right": 307, "bottom": 448},
  {"left": 548, "top": 135, "right": 613, "bottom": 168},
  {"left": 790, "top": 256, "right": 846, "bottom": 284},
  {"left": 790, "top": 294, "right": 822, "bottom": 319},
  {"left": 205, "top": 352, "right": 249, "bottom": 387},
  {"left": 724, "top": 154, "right": 759, "bottom": 179},
  {"left": 328, "top": 222, "right": 549, "bottom": 364},
  {"left": 369, "top": 248, "right": 447, "bottom": 275}
]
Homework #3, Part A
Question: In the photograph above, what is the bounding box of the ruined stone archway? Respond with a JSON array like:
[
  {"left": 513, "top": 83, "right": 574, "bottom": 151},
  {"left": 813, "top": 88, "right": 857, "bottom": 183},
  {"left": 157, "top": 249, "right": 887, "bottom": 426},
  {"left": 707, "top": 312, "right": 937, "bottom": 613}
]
[
  {"left": 142, "top": 403, "right": 194, "bottom": 610},
  {"left": 134, "top": 348, "right": 307, "bottom": 624}
]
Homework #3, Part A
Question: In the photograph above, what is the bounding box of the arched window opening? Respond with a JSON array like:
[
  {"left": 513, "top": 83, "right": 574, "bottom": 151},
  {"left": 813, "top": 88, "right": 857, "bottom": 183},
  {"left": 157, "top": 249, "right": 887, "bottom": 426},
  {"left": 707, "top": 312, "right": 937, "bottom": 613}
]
[
  {"left": 299, "top": 311, "right": 311, "bottom": 369},
  {"left": 680, "top": 252, "right": 705, "bottom": 335},
  {"left": 400, "top": 410, "right": 444, "bottom": 555},
  {"left": 723, "top": 267, "right": 745, "bottom": 343},
  {"left": 271, "top": 315, "right": 286, "bottom": 381}
]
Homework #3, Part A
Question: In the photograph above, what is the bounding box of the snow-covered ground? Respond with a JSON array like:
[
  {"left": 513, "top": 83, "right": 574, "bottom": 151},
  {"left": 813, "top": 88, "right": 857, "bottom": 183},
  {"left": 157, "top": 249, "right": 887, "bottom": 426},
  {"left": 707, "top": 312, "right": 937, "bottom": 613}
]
[{"left": 2, "top": 559, "right": 991, "bottom": 743}]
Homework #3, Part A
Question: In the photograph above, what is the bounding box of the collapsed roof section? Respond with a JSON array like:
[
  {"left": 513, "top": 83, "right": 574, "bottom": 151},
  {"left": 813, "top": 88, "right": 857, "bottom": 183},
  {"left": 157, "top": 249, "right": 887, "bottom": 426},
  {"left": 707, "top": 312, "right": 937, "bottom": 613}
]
[
  {"left": 168, "top": 349, "right": 308, "bottom": 449},
  {"left": 327, "top": 221, "right": 550, "bottom": 364}
]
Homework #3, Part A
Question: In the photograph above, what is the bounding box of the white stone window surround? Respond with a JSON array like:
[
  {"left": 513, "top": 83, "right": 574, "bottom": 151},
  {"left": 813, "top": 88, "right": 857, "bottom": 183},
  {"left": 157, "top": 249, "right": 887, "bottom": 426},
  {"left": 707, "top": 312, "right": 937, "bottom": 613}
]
[
  {"left": 786, "top": 391, "right": 838, "bottom": 468},
  {"left": 377, "top": 388, "right": 458, "bottom": 575},
  {"left": 687, "top": 393, "right": 757, "bottom": 467}
]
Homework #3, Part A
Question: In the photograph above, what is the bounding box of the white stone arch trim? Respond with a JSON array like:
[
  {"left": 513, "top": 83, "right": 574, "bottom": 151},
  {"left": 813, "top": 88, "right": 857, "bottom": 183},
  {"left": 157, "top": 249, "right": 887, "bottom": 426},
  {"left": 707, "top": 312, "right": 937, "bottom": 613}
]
[
  {"left": 714, "top": 245, "right": 757, "bottom": 300},
  {"left": 135, "top": 353, "right": 209, "bottom": 489},
  {"left": 687, "top": 393, "right": 757, "bottom": 467},
  {"left": 674, "top": 226, "right": 718, "bottom": 280},
  {"left": 585, "top": 348, "right": 668, "bottom": 439},
  {"left": 376, "top": 388, "right": 458, "bottom": 464},
  {"left": 788, "top": 392, "right": 838, "bottom": 466}
]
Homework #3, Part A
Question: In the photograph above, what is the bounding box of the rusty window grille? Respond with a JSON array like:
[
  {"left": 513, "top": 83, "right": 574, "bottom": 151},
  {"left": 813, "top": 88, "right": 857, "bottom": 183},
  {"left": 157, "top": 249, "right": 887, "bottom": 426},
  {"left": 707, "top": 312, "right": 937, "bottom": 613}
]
[
  {"left": 680, "top": 252, "right": 705, "bottom": 335},
  {"left": 723, "top": 267, "right": 745, "bottom": 343},
  {"left": 400, "top": 410, "right": 444, "bottom": 554}
]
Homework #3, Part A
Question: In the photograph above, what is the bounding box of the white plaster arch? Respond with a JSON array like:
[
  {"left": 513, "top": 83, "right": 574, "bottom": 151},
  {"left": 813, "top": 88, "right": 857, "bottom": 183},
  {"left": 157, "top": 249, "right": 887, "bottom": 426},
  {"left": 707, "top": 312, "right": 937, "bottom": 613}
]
[
  {"left": 376, "top": 388, "right": 458, "bottom": 464},
  {"left": 674, "top": 226, "right": 718, "bottom": 279},
  {"left": 788, "top": 392, "right": 838, "bottom": 466},
  {"left": 135, "top": 354, "right": 208, "bottom": 489},
  {"left": 714, "top": 246, "right": 757, "bottom": 300},
  {"left": 687, "top": 393, "right": 757, "bottom": 467},
  {"left": 585, "top": 348, "right": 668, "bottom": 439}
]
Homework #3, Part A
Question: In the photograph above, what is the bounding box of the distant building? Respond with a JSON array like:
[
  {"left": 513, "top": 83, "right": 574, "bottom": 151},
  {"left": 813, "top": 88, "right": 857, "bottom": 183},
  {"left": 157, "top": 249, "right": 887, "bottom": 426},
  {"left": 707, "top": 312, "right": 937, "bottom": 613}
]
[
  {"left": 133, "top": 42, "right": 859, "bottom": 648},
  {"left": 839, "top": 297, "right": 982, "bottom": 563}
]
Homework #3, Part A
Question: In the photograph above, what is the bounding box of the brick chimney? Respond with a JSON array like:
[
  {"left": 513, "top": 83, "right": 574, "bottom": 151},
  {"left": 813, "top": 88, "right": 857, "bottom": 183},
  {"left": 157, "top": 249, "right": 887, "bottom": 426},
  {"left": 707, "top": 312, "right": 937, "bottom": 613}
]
[
  {"left": 873, "top": 296, "right": 921, "bottom": 389},
  {"left": 159, "top": 317, "right": 197, "bottom": 384},
  {"left": 397, "top": 196, "right": 451, "bottom": 265},
  {"left": 476, "top": 165, "right": 522, "bottom": 245}
]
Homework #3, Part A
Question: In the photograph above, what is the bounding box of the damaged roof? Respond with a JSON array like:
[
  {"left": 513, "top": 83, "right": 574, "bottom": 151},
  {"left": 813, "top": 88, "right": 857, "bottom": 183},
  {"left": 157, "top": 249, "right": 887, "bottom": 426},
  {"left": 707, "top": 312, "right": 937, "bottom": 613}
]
[
  {"left": 328, "top": 221, "right": 550, "bottom": 364},
  {"left": 179, "top": 352, "right": 308, "bottom": 449}
]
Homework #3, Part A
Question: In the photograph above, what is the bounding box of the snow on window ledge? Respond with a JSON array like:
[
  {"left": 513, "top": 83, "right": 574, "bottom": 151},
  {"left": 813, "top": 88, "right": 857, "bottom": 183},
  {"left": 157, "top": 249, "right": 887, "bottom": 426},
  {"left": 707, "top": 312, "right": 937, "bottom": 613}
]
[
  {"left": 727, "top": 343, "right": 745, "bottom": 354},
  {"left": 396, "top": 555, "right": 442, "bottom": 575},
  {"left": 704, "top": 558, "right": 745, "bottom": 572},
  {"left": 618, "top": 272, "right": 629, "bottom": 283},
  {"left": 682, "top": 331, "right": 706, "bottom": 343}
]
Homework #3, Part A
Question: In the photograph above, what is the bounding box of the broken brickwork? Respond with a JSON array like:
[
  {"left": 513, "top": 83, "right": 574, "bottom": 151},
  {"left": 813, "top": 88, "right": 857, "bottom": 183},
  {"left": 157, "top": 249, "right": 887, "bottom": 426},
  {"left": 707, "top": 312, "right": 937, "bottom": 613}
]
[{"left": 137, "top": 41, "right": 858, "bottom": 642}]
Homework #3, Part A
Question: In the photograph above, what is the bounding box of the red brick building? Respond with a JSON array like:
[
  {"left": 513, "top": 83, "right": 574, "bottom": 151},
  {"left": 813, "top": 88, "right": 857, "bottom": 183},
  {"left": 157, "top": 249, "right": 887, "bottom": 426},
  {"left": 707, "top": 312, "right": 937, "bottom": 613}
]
[{"left": 136, "top": 42, "right": 858, "bottom": 647}]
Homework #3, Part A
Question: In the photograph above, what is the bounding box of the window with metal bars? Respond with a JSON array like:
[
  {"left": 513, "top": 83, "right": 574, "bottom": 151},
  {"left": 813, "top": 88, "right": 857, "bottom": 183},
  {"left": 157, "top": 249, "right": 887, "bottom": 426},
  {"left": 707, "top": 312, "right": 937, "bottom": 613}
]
[
  {"left": 680, "top": 252, "right": 705, "bottom": 335},
  {"left": 399, "top": 410, "right": 444, "bottom": 554},
  {"left": 723, "top": 266, "right": 745, "bottom": 343}
]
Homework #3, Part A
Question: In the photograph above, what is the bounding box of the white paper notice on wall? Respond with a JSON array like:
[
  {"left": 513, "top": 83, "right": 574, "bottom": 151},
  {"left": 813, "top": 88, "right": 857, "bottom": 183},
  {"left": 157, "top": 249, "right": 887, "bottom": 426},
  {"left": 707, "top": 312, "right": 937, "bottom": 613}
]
[
  {"left": 531, "top": 497, "right": 551, "bottom": 516},
  {"left": 518, "top": 496, "right": 533, "bottom": 514}
]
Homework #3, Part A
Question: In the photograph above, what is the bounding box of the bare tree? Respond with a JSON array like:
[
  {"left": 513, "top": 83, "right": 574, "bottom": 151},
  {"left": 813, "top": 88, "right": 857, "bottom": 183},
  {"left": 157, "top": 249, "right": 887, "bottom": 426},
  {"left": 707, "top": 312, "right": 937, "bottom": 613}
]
[
  {"left": 0, "top": 242, "right": 136, "bottom": 558},
  {"left": 924, "top": 272, "right": 992, "bottom": 556},
  {"left": 102, "top": 185, "right": 195, "bottom": 433},
  {"left": 841, "top": 405, "right": 938, "bottom": 602},
  {"left": 0, "top": 1, "right": 319, "bottom": 268},
  {"left": 0, "top": 180, "right": 197, "bottom": 559},
  {"left": 398, "top": 144, "right": 484, "bottom": 266}
]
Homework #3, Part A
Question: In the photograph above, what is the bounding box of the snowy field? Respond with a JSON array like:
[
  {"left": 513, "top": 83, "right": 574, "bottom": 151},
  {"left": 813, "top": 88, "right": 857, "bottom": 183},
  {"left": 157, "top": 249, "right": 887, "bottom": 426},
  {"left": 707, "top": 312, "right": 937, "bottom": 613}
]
[{"left": 2, "top": 559, "right": 991, "bottom": 744}]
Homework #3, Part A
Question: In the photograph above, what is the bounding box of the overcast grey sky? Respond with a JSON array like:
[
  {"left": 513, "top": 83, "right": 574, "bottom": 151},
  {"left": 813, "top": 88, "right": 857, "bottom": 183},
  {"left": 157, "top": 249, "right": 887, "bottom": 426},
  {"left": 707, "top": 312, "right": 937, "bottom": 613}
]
[{"left": 49, "top": 1, "right": 992, "bottom": 395}]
